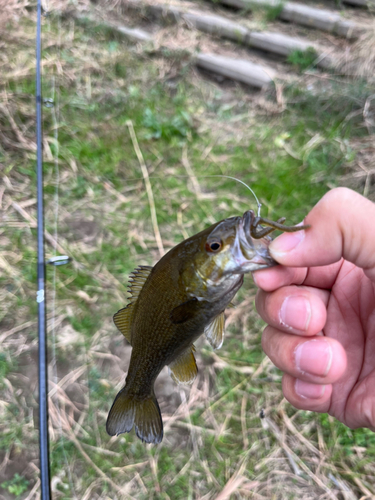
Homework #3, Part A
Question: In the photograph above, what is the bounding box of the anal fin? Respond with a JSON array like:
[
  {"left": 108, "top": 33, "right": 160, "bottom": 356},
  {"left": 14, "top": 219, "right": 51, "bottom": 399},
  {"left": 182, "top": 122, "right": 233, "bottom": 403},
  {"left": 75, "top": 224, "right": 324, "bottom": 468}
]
[
  {"left": 204, "top": 312, "right": 225, "bottom": 350},
  {"left": 168, "top": 346, "right": 198, "bottom": 385}
]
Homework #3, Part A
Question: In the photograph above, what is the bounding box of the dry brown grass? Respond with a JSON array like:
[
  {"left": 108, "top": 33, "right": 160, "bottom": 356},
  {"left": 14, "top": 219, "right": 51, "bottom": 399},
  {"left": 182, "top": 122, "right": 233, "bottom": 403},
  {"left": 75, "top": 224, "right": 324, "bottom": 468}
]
[
  {"left": 0, "top": 0, "right": 29, "bottom": 30},
  {"left": 338, "top": 21, "right": 375, "bottom": 83},
  {"left": 1, "top": 2, "right": 375, "bottom": 499}
]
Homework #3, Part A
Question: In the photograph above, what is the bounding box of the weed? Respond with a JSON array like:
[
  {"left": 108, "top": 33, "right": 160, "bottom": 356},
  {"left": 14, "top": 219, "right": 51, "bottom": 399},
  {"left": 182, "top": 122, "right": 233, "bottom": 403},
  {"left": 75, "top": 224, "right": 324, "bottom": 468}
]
[
  {"left": 287, "top": 47, "right": 319, "bottom": 71},
  {"left": 1, "top": 474, "right": 29, "bottom": 497},
  {"left": 244, "top": 0, "right": 285, "bottom": 22},
  {"left": 0, "top": 353, "right": 14, "bottom": 387},
  {"left": 142, "top": 107, "right": 193, "bottom": 140},
  {"left": 264, "top": 0, "right": 285, "bottom": 21}
]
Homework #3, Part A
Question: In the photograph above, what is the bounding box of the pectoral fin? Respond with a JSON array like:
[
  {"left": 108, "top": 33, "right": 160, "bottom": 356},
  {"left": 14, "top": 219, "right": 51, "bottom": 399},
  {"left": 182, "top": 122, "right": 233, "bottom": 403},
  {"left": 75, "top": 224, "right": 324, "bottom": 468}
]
[
  {"left": 113, "top": 305, "right": 133, "bottom": 344},
  {"left": 170, "top": 298, "right": 202, "bottom": 324},
  {"left": 204, "top": 312, "right": 225, "bottom": 350},
  {"left": 169, "top": 346, "right": 198, "bottom": 385}
]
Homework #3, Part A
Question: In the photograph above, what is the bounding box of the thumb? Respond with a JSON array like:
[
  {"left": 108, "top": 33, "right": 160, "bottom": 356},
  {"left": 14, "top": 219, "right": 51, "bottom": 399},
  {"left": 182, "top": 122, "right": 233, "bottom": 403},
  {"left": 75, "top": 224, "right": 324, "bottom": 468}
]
[{"left": 269, "top": 188, "right": 375, "bottom": 282}]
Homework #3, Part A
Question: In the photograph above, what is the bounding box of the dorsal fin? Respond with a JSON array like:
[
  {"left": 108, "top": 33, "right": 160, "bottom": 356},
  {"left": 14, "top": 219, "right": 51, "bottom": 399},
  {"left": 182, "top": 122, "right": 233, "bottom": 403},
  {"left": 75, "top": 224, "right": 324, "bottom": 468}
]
[
  {"left": 127, "top": 265, "right": 153, "bottom": 304},
  {"left": 113, "top": 266, "right": 153, "bottom": 344},
  {"left": 204, "top": 312, "right": 225, "bottom": 350},
  {"left": 168, "top": 346, "right": 198, "bottom": 385}
]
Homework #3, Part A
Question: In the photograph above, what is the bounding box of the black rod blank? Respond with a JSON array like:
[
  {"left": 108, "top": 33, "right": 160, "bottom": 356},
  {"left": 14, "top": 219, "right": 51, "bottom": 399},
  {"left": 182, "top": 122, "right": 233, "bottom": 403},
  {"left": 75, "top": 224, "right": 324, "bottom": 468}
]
[{"left": 36, "top": 1, "right": 52, "bottom": 498}]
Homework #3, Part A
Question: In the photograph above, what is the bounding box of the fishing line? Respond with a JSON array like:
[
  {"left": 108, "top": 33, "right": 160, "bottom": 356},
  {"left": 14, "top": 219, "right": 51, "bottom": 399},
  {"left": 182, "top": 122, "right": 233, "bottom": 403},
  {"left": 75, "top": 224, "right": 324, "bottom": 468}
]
[
  {"left": 116, "top": 174, "right": 263, "bottom": 216},
  {"left": 49, "top": 73, "right": 60, "bottom": 390},
  {"left": 204, "top": 175, "right": 262, "bottom": 217},
  {"left": 36, "top": 0, "right": 51, "bottom": 498},
  {"left": 44, "top": 5, "right": 77, "bottom": 498},
  {"left": 36, "top": 2, "right": 75, "bottom": 497}
]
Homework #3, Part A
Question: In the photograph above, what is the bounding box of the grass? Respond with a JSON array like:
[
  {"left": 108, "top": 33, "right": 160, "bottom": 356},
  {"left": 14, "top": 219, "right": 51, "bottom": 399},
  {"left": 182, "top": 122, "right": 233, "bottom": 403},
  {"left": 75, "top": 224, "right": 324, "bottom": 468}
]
[
  {"left": 1, "top": 4, "right": 375, "bottom": 500},
  {"left": 262, "top": 0, "right": 285, "bottom": 22},
  {"left": 223, "top": 0, "right": 285, "bottom": 23},
  {"left": 1, "top": 473, "right": 29, "bottom": 496},
  {"left": 287, "top": 47, "right": 319, "bottom": 72}
]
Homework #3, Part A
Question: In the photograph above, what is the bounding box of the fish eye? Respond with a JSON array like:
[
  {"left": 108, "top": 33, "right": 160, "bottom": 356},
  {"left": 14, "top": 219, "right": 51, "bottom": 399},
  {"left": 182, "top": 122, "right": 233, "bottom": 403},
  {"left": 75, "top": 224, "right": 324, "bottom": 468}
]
[{"left": 205, "top": 239, "right": 222, "bottom": 253}]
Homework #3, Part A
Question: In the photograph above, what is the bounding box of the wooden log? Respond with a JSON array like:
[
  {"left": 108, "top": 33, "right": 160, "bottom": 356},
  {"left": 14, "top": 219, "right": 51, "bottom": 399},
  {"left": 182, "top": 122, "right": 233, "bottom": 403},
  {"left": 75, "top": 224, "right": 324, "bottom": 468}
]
[
  {"left": 280, "top": 3, "right": 360, "bottom": 38},
  {"left": 247, "top": 31, "right": 313, "bottom": 57},
  {"left": 114, "top": 26, "right": 153, "bottom": 42},
  {"left": 184, "top": 12, "right": 248, "bottom": 43},
  {"left": 70, "top": 12, "right": 153, "bottom": 42},
  {"left": 343, "top": 0, "right": 373, "bottom": 6},
  {"left": 161, "top": 9, "right": 334, "bottom": 69},
  {"left": 212, "top": 0, "right": 364, "bottom": 38},
  {"left": 196, "top": 53, "right": 275, "bottom": 88}
]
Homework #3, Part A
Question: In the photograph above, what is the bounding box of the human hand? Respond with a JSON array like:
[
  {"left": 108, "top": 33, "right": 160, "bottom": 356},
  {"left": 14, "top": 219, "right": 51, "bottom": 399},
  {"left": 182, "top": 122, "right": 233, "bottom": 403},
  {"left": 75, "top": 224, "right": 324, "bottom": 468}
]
[{"left": 253, "top": 188, "right": 375, "bottom": 430}]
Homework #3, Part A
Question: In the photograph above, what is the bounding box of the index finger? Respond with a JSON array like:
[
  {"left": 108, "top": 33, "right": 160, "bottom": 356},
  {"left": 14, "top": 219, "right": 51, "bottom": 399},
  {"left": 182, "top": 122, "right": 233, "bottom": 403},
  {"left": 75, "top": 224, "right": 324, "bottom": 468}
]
[
  {"left": 269, "top": 188, "right": 375, "bottom": 282},
  {"left": 253, "top": 260, "right": 343, "bottom": 292}
]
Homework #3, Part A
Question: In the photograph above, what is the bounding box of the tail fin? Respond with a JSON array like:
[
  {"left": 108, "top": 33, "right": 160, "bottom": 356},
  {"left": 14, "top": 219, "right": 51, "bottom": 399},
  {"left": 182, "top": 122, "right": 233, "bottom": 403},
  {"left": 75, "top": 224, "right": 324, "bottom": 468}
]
[{"left": 106, "top": 388, "right": 163, "bottom": 444}]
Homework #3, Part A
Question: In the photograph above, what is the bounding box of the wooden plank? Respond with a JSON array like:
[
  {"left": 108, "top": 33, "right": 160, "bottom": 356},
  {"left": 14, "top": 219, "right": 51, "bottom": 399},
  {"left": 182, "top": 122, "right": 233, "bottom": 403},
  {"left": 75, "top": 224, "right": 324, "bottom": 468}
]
[
  {"left": 196, "top": 53, "right": 275, "bottom": 88},
  {"left": 212, "top": 0, "right": 364, "bottom": 38}
]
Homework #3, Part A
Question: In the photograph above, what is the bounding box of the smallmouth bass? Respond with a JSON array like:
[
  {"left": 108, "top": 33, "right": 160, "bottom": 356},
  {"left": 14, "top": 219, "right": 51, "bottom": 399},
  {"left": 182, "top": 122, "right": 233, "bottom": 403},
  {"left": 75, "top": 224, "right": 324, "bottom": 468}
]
[{"left": 106, "top": 210, "right": 308, "bottom": 444}]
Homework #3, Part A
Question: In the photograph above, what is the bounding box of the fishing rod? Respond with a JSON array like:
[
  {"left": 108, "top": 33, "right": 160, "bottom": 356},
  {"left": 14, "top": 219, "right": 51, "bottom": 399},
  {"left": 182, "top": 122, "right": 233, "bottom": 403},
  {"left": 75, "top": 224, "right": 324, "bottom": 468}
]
[{"left": 36, "top": 0, "right": 51, "bottom": 497}]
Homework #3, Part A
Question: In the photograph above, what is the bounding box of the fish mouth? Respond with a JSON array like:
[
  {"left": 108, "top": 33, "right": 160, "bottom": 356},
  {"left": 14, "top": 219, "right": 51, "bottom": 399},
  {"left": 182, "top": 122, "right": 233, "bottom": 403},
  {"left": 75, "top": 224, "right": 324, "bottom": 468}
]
[
  {"left": 234, "top": 211, "right": 277, "bottom": 272},
  {"left": 242, "top": 210, "right": 255, "bottom": 247}
]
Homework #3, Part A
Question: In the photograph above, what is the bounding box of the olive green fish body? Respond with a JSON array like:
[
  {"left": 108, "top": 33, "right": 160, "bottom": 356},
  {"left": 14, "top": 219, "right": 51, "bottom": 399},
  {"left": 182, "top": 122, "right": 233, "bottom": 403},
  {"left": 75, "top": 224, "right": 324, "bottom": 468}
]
[
  {"left": 107, "top": 224, "right": 245, "bottom": 443},
  {"left": 106, "top": 210, "right": 305, "bottom": 443},
  {"left": 133, "top": 261, "right": 242, "bottom": 369}
]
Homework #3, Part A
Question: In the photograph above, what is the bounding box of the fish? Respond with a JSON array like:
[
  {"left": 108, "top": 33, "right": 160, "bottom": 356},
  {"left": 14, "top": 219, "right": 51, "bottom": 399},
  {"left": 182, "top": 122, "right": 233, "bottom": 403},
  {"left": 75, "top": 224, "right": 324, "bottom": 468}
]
[{"left": 106, "top": 210, "right": 308, "bottom": 444}]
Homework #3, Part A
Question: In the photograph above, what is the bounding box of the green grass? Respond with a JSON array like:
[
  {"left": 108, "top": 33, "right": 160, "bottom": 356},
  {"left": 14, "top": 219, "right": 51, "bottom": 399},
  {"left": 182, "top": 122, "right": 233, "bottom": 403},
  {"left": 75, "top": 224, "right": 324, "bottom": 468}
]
[
  {"left": 0, "top": 353, "right": 14, "bottom": 384},
  {"left": 229, "top": 0, "right": 285, "bottom": 23},
  {"left": 1, "top": 473, "right": 29, "bottom": 497},
  {"left": 1, "top": 9, "right": 375, "bottom": 500},
  {"left": 263, "top": 0, "right": 285, "bottom": 21},
  {"left": 287, "top": 47, "right": 319, "bottom": 72}
]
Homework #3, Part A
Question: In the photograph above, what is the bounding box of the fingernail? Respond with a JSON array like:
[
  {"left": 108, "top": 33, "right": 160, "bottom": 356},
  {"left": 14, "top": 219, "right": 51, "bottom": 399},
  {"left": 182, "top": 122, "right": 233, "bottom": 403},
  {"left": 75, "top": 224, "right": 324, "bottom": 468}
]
[
  {"left": 252, "top": 272, "right": 259, "bottom": 287},
  {"left": 295, "top": 379, "right": 326, "bottom": 399},
  {"left": 270, "top": 228, "right": 305, "bottom": 258},
  {"left": 280, "top": 296, "right": 311, "bottom": 331},
  {"left": 295, "top": 339, "right": 332, "bottom": 377}
]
